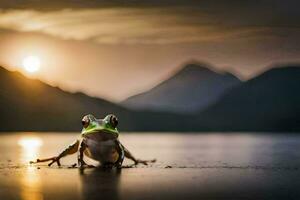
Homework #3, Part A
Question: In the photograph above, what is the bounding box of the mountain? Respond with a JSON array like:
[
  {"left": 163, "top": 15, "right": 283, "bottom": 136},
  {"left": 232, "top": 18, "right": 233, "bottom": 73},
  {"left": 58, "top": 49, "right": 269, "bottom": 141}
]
[
  {"left": 0, "top": 66, "right": 190, "bottom": 131},
  {"left": 0, "top": 65, "right": 299, "bottom": 132},
  {"left": 122, "top": 63, "right": 241, "bottom": 113},
  {"left": 0, "top": 67, "right": 130, "bottom": 131},
  {"left": 195, "top": 66, "right": 300, "bottom": 131}
]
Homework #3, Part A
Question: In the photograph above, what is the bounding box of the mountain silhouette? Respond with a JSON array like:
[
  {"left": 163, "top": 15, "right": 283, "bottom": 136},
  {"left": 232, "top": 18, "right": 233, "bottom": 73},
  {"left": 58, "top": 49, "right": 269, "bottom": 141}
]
[
  {"left": 196, "top": 66, "right": 300, "bottom": 131},
  {"left": 0, "top": 67, "right": 128, "bottom": 131},
  {"left": 122, "top": 63, "right": 241, "bottom": 113},
  {"left": 0, "top": 64, "right": 299, "bottom": 132},
  {"left": 0, "top": 66, "right": 189, "bottom": 132}
]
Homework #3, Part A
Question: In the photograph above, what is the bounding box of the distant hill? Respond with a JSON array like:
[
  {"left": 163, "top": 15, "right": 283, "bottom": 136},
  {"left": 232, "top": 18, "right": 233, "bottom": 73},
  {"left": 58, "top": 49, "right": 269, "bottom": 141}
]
[
  {"left": 122, "top": 63, "right": 241, "bottom": 113},
  {"left": 0, "top": 65, "right": 299, "bottom": 132},
  {"left": 195, "top": 66, "right": 300, "bottom": 131},
  {"left": 0, "top": 67, "right": 129, "bottom": 131},
  {"left": 0, "top": 66, "right": 187, "bottom": 131}
]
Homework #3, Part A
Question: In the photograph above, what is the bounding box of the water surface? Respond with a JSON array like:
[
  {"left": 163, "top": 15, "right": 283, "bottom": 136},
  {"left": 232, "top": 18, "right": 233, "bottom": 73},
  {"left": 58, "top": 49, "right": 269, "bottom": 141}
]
[{"left": 0, "top": 132, "right": 300, "bottom": 200}]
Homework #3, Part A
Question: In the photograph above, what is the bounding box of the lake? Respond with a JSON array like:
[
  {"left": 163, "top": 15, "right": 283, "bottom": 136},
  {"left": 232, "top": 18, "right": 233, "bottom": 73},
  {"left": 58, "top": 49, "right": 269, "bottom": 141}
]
[{"left": 0, "top": 132, "right": 300, "bottom": 200}]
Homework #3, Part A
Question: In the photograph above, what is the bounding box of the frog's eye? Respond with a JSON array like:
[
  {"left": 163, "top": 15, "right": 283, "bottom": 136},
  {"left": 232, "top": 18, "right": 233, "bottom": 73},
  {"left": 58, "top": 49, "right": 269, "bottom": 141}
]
[
  {"left": 81, "top": 117, "right": 90, "bottom": 128},
  {"left": 110, "top": 115, "right": 118, "bottom": 128}
]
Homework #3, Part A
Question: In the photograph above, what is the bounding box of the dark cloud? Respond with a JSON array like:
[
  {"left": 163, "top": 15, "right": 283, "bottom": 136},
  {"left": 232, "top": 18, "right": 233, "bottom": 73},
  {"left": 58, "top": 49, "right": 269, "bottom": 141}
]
[
  {"left": 1, "top": 1, "right": 299, "bottom": 30},
  {"left": 0, "top": 0, "right": 299, "bottom": 44},
  {"left": 1, "top": 0, "right": 300, "bottom": 23}
]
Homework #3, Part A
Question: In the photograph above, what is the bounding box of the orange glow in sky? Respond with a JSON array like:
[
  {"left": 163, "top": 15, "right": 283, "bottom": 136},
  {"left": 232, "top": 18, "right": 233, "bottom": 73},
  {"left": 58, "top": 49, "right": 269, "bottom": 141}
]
[{"left": 0, "top": 3, "right": 299, "bottom": 101}]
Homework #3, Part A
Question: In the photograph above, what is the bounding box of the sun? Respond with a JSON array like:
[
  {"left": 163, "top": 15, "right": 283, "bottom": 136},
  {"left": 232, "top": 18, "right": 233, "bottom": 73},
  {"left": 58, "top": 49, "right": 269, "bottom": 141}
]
[{"left": 22, "top": 56, "right": 41, "bottom": 73}]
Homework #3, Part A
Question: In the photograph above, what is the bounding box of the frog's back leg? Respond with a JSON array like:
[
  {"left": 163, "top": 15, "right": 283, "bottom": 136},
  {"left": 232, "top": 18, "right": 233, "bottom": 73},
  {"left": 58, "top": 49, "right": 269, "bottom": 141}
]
[
  {"left": 30, "top": 139, "right": 80, "bottom": 166},
  {"left": 121, "top": 142, "right": 156, "bottom": 165}
]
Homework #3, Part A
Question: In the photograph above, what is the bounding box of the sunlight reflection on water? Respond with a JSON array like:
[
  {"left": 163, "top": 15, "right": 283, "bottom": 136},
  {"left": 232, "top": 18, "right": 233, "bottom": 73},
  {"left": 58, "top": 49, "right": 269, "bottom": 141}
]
[
  {"left": 18, "top": 136, "right": 43, "bottom": 163},
  {"left": 20, "top": 167, "right": 43, "bottom": 200},
  {"left": 18, "top": 136, "right": 43, "bottom": 200}
]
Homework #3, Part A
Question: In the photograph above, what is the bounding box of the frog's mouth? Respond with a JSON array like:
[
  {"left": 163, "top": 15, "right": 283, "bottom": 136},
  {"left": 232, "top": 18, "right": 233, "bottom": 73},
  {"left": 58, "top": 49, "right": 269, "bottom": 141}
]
[
  {"left": 81, "top": 122, "right": 119, "bottom": 137},
  {"left": 87, "top": 130, "right": 119, "bottom": 141}
]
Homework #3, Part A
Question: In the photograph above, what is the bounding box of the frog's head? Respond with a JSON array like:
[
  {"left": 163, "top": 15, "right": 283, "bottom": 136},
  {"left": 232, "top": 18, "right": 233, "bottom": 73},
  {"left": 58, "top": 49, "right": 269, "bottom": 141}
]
[{"left": 81, "top": 114, "right": 119, "bottom": 137}]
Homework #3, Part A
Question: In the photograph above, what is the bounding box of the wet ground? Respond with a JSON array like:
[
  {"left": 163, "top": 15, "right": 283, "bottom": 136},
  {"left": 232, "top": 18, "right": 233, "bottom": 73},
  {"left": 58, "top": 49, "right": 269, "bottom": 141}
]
[{"left": 1, "top": 132, "right": 300, "bottom": 200}]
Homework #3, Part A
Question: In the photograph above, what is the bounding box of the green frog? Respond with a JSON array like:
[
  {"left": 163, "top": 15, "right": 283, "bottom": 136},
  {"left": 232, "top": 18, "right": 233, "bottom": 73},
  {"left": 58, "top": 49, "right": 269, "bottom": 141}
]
[{"left": 31, "top": 114, "right": 155, "bottom": 169}]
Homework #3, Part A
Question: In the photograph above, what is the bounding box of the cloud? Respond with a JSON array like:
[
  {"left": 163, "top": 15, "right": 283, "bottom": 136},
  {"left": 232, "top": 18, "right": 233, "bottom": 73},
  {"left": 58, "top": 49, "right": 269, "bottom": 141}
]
[
  {"left": 0, "top": 1, "right": 299, "bottom": 44},
  {"left": 0, "top": 8, "right": 283, "bottom": 44}
]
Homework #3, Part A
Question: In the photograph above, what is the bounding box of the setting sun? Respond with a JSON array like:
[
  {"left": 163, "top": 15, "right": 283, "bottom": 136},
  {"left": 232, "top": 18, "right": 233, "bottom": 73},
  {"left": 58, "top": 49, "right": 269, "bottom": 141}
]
[{"left": 22, "top": 56, "right": 41, "bottom": 73}]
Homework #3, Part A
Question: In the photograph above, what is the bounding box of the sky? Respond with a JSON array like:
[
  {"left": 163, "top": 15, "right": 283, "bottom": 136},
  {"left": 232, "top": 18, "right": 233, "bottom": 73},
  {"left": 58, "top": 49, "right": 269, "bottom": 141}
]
[{"left": 0, "top": 0, "right": 299, "bottom": 101}]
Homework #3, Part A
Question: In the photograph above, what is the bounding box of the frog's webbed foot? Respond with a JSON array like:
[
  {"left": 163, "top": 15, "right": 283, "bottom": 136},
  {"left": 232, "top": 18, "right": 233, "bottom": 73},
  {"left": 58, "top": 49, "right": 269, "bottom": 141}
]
[
  {"left": 29, "top": 156, "right": 62, "bottom": 167},
  {"left": 134, "top": 159, "right": 157, "bottom": 166},
  {"left": 48, "top": 157, "right": 62, "bottom": 166}
]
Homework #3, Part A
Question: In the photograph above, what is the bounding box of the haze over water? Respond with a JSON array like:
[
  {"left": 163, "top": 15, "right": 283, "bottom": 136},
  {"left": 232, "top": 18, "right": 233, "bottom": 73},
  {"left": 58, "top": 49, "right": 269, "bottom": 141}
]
[{"left": 0, "top": 132, "right": 300, "bottom": 200}]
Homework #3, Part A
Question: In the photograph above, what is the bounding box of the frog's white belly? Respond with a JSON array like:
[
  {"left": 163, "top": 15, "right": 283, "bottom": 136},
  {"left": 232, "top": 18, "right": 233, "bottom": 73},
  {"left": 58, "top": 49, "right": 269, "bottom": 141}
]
[{"left": 85, "top": 138, "right": 119, "bottom": 164}]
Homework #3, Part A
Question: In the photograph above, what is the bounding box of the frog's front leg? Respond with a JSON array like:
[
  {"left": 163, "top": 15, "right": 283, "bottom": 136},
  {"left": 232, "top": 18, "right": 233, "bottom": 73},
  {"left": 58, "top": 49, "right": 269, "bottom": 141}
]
[
  {"left": 121, "top": 144, "right": 156, "bottom": 165},
  {"left": 30, "top": 139, "right": 80, "bottom": 166},
  {"left": 114, "top": 140, "right": 125, "bottom": 169},
  {"left": 78, "top": 140, "right": 89, "bottom": 168}
]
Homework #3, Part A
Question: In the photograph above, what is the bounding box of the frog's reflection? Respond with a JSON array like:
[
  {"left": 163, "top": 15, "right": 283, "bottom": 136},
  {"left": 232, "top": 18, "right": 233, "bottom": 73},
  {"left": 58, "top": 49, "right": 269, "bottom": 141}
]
[{"left": 80, "top": 168, "right": 121, "bottom": 200}]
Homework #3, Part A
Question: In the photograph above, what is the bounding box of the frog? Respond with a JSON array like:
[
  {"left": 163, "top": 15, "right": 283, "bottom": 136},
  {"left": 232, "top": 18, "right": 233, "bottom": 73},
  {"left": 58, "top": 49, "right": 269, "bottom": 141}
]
[{"left": 30, "top": 114, "right": 155, "bottom": 169}]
